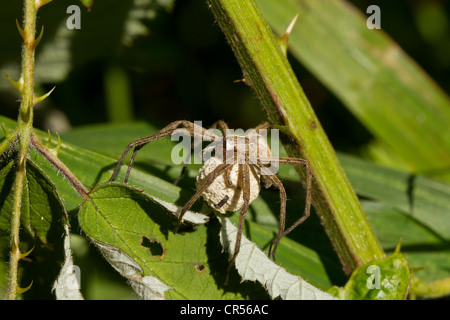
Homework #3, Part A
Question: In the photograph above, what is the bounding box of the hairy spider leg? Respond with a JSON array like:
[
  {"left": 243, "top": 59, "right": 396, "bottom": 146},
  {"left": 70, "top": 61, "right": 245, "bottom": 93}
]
[
  {"left": 276, "top": 157, "right": 312, "bottom": 237},
  {"left": 174, "top": 162, "right": 233, "bottom": 233},
  {"left": 209, "top": 120, "right": 230, "bottom": 135},
  {"left": 257, "top": 157, "right": 312, "bottom": 261},
  {"left": 222, "top": 135, "right": 244, "bottom": 190},
  {"left": 224, "top": 160, "right": 251, "bottom": 286},
  {"left": 174, "top": 120, "right": 229, "bottom": 185},
  {"left": 109, "top": 120, "right": 219, "bottom": 183},
  {"left": 257, "top": 166, "right": 288, "bottom": 261},
  {"left": 254, "top": 121, "right": 270, "bottom": 131}
]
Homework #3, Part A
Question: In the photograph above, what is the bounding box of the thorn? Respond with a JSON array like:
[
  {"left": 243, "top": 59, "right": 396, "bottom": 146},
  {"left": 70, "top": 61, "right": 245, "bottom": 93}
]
[
  {"left": 3, "top": 71, "right": 24, "bottom": 93},
  {"left": 36, "top": 0, "right": 53, "bottom": 10},
  {"left": 410, "top": 266, "right": 429, "bottom": 273},
  {"left": 45, "top": 130, "right": 61, "bottom": 157},
  {"left": 32, "top": 25, "right": 44, "bottom": 49},
  {"left": 45, "top": 129, "right": 52, "bottom": 147},
  {"left": 16, "top": 19, "right": 25, "bottom": 40},
  {"left": 285, "top": 14, "right": 299, "bottom": 37},
  {"left": 19, "top": 151, "right": 27, "bottom": 168},
  {"left": 279, "top": 14, "right": 299, "bottom": 56},
  {"left": 16, "top": 281, "right": 33, "bottom": 295},
  {"left": 54, "top": 132, "right": 61, "bottom": 156},
  {"left": 1, "top": 125, "right": 10, "bottom": 138},
  {"left": 47, "top": 131, "right": 61, "bottom": 157},
  {"left": 394, "top": 238, "right": 402, "bottom": 254},
  {"left": 34, "top": 86, "right": 55, "bottom": 105},
  {"left": 233, "top": 78, "right": 246, "bottom": 83},
  {"left": 19, "top": 246, "right": 34, "bottom": 260}
]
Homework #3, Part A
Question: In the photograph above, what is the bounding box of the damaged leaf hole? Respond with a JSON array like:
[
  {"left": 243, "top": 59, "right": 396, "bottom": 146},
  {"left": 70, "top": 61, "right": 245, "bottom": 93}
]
[
  {"left": 141, "top": 235, "right": 165, "bottom": 257},
  {"left": 193, "top": 263, "right": 206, "bottom": 273}
]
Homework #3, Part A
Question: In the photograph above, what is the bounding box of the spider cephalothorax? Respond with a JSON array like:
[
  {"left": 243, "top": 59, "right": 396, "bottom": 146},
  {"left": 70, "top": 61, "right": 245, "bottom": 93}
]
[{"left": 110, "top": 120, "right": 312, "bottom": 284}]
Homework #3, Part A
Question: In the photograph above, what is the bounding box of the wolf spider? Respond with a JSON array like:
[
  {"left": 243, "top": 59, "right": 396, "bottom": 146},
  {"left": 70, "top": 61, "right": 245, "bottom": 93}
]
[{"left": 109, "top": 120, "right": 312, "bottom": 284}]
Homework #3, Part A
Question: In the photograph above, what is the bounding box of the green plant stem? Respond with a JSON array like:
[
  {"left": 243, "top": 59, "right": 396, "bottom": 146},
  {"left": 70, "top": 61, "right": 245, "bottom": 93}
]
[
  {"left": 5, "top": 0, "right": 38, "bottom": 300},
  {"left": 411, "top": 275, "right": 450, "bottom": 299},
  {"left": 207, "top": 0, "right": 385, "bottom": 273},
  {"left": 5, "top": 120, "right": 33, "bottom": 300}
]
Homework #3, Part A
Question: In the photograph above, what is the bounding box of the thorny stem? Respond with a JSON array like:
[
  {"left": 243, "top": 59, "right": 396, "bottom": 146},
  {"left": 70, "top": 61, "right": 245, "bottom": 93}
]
[
  {"left": 411, "top": 276, "right": 450, "bottom": 299},
  {"left": 4, "top": 0, "right": 58, "bottom": 300},
  {"left": 5, "top": 122, "right": 33, "bottom": 300},
  {"left": 5, "top": 0, "right": 38, "bottom": 300},
  {"left": 1, "top": 0, "right": 91, "bottom": 298}
]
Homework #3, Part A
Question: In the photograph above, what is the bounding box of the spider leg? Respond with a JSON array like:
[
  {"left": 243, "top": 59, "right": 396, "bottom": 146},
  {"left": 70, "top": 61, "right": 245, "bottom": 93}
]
[
  {"left": 174, "top": 163, "right": 232, "bottom": 233},
  {"left": 109, "top": 120, "right": 219, "bottom": 183},
  {"left": 214, "top": 195, "right": 230, "bottom": 210},
  {"left": 174, "top": 121, "right": 228, "bottom": 185},
  {"left": 225, "top": 162, "right": 250, "bottom": 286},
  {"left": 209, "top": 120, "right": 229, "bottom": 135},
  {"left": 173, "top": 142, "right": 195, "bottom": 186},
  {"left": 173, "top": 160, "right": 188, "bottom": 186},
  {"left": 256, "top": 162, "right": 287, "bottom": 260},
  {"left": 264, "top": 173, "right": 287, "bottom": 261},
  {"left": 257, "top": 157, "right": 312, "bottom": 261},
  {"left": 219, "top": 142, "right": 242, "bottom": 189},
  {"left": 254, "top": 122, "right": 270, "bottom": 131},
  {"left": 276, "top": 157, "right": 312, "bottom": 239},
  {"left": 224, "top": 166, "right": 240, "bottom": 189}
]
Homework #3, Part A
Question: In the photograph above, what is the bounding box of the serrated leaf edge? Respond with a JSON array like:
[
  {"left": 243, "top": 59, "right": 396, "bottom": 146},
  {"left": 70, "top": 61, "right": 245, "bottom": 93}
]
[{"left": 218, "top": 216, "right": 337, "bottom": 300}]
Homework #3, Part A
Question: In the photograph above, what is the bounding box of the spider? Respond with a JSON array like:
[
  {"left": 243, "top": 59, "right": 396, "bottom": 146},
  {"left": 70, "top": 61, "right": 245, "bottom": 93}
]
[{"left": 109, "top": 120, "right": 312, "bottom": 285}]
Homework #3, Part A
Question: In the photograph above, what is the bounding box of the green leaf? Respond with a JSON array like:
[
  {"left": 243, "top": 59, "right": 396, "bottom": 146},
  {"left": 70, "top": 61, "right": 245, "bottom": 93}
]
[
  {"left": 279, "top": 150, "right": 450, "bottom": 286},
  {"left": 78, "top": 182, "right": 268, "bottom": 299},
  {"left": 362, "top": 201, "right": 450, "bottom": 285},
  {"left": 219, "top": 216, "right": 337, "bottom": 299},
  {"left": 229, "top": 212, "right": 334, "bottom": 290},
  {"left": 256, "top": 0, "right": 450, "bottom": 175},
  {"left": 336, "top": 154, "right": 450, "bottom": 286},
  {"left": 60, "top": 122, "right": 176, "bottom": 166},
  {"left": 0, "top": 157, "right": 67, "bottom": 299},
  {"left": 339, "top": 153, "right": 450, "bottom": 242},
  {"left": 331, "top": 252, "right": 410, "bottom": 300}
]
